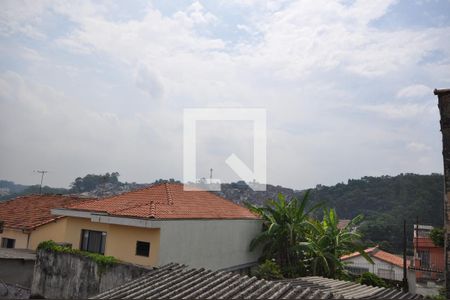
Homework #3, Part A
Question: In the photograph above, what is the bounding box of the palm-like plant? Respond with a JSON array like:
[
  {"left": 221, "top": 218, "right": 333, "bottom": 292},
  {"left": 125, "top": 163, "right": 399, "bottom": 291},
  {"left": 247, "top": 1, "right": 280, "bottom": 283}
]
[
  {"left": 303, "top": 208, "right": 373, "bottom": 278},
  {"left": 245, "top": 191, "right": 322, "bottom": 277}
]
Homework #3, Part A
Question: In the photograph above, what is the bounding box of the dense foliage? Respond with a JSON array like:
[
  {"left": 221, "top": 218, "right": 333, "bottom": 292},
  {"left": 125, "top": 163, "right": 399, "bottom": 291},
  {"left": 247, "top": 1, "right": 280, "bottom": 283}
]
[
  {"left": 308, "top": 173, "right": 444, "bottom": 253},
  {"left": 254, "top": 259, "right": 284, "bottom": 280},
  {"left": 358, "top": 272, "right": 388, "bottom": 288},
  {"left": 37, "top": 240, "right": 118, "bottom": 268},
  {"left": 303, "top": 209, "right": 372, "bottom": 277},
  {"left": 430, "top": 227, "right": 445, "bottom": 247},
  {"left": 247, "top": 193, "right": 372, "bottom": 278},
  {"left": 70, "top": 172, "right": 121, "bottom": 193}
]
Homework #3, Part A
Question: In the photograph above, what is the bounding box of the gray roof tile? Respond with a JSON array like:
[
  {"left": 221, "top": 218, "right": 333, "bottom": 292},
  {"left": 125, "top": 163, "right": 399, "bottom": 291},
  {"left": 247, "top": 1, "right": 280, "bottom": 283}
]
[{"left": 92, "top": 264, "right": 422, "bottom": 299}]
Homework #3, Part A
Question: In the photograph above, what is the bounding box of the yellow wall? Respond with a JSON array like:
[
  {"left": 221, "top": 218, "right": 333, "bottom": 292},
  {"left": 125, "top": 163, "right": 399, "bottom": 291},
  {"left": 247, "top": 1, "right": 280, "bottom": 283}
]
[
  {"left": 29, "top": 218, "right": 68, "bottom": 249},
  {"left": 0, "top": 218, "right": 68, "bottom": 250},
  {"left": 1, "top": 217, "right": 160, "bottom": 267},
  {"left": 62, "top": 217, "right": 160, "bottom": 266},
  {"left": 0, "top": 229, "right": 29, "bottom": 249}
]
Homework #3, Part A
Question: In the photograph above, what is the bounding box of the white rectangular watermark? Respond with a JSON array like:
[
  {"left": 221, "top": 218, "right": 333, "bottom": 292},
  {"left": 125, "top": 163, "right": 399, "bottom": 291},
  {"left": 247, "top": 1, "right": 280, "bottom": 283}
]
[{"left": 183, "top": 108, "right": 266, "bottom": 191}]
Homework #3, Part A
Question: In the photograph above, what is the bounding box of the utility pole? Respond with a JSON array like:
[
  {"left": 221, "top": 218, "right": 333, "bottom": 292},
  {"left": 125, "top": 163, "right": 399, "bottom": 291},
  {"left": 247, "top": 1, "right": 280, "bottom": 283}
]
[
  {"left": 34, "top": 170, "right": 48, "bottom": 195},
  {"left": 209, "top": 168, "right": 213, "bottom": 181},
  {"left": 403, "top": 219, "right": 408, "bottom": 292},
  {"left": 415, "top": 216, "right": 419, "bottom": 262}
]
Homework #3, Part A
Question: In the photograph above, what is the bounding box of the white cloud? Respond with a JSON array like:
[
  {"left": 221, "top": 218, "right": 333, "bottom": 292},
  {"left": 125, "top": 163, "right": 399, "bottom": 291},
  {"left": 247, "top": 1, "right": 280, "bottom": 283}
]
[
  {"left": 358, "top": 103, "right": 437, "bottom": 119},
  {"left": 397, "top": 84, "right": 432, "bottom": 99},
  {"left": 135, "top": 66, "right": 164, "bottom": 100},
  {"left": 0, "top": 0, "right": 448, "bottom": 188},
  {"left": 407, "top": 142, "right": 432, "bottom": 152}
]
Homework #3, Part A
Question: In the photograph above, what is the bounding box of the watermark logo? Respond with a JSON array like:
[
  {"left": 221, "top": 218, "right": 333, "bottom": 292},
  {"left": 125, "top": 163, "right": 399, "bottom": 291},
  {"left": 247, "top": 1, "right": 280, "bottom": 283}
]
[{"left": 183, "top": 108, "right": 266, "bottom": 191}]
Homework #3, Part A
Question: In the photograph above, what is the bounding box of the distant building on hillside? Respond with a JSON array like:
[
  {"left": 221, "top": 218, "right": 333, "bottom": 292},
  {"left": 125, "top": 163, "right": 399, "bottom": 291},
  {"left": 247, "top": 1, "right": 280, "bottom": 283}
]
[{"left": 341, "top": 246, "right": 408, "bottom": 281}]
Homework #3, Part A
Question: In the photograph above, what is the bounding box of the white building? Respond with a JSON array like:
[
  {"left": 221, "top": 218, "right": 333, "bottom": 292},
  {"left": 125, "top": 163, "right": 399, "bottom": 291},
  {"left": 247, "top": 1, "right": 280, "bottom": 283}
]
[{"left": 341, "top": 246, "right": 408, "bottom": 281}]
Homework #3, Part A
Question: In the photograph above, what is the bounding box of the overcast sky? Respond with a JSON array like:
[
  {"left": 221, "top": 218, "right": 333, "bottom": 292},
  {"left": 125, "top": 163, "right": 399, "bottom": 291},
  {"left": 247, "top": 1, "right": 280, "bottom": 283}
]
[{"left": 1, "top": 0, "right": 450, "bottom": 190}]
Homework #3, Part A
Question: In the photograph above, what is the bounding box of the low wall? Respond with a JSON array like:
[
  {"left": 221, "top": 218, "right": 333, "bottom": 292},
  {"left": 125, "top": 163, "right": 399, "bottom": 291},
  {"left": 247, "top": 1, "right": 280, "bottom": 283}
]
[
  {"left": 0, "top": 257, "right": 35, "bottom": 288},
  {"left": 31, "top": 249, "right": 151, "bottom": 299}
]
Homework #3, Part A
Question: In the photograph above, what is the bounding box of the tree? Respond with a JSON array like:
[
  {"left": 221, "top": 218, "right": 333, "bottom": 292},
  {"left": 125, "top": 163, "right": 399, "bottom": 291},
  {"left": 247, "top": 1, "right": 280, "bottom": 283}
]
[
  {"left": 302, "top": 209, "right": 373, "bottom": 278},
  {"left": 246, "top": 191, "right": 322, "bottom": 277},
  {"left": 430, "top": 227, "right": 445, "bottom": 247}
]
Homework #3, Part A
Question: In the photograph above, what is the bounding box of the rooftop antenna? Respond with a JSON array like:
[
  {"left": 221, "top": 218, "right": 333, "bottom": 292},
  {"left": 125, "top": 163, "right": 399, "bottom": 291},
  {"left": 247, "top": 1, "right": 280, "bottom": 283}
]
[{"left": 34, "top": 170, "right": 48, "bottom": 195}]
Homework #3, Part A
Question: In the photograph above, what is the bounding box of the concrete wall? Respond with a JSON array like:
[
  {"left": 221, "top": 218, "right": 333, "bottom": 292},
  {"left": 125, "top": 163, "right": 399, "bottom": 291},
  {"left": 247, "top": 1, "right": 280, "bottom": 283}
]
[
  {"left": 31, "top": 249, "right": 151, "bottom": 299},
  {"left": 158, "top": 219, "right": 262, "bottom": 270},
  {"left": 0, "top": 258, "right": 34, "bottom": 288},
  {"left": 62, "top": 217, "right": 160, "bottom": 266}
]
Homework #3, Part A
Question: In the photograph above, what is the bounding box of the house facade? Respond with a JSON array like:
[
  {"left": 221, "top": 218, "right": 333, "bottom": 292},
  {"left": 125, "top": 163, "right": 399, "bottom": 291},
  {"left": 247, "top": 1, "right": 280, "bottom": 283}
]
[
  {"left": 0, "top": 195, "right": 91, "bottom": 250},
  {"left": 51, "top": 183, "right": 262, "bottom": 270},
  {"left": 341, "top": 246, "right": 408, "bottom": 281},
  {"left": 413, "top": 224, "right": 445, "bottom": 281}
]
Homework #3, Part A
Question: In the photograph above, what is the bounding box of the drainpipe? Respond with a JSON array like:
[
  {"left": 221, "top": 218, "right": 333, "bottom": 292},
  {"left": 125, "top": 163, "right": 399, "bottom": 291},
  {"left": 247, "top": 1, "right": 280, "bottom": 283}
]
[{"left": 24, "top": 230, "right": 31, "bottom": 249}]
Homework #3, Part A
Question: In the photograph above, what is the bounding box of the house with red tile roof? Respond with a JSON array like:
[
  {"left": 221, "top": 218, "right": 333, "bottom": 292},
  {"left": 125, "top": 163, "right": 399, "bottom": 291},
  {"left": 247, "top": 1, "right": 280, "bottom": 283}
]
[
  {"left": 51, "top": 183, "right": 262, "bottom": 270},
  {"left": 0, "top": 195, "right": 92, "bottom": 250},
  {"left": 341, "top": 246, "right": 410, "bottom": 281}
]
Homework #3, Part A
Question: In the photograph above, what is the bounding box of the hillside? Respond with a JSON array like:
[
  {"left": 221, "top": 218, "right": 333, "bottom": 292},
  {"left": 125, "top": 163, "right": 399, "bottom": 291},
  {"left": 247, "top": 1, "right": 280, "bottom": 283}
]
[
  {"left": 1, "top": 173, "right": 443, "bottom": 252},
  {"left": 217, "top": 173, "right": 444, "bottom": 252}
]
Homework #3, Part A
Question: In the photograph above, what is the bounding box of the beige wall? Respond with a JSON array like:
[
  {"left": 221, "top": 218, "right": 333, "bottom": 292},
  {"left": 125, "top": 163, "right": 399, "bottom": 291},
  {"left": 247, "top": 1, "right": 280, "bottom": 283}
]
[
  {"left": 0, "top": 218, "right": 68, "bottom": 250},
  {"left": 29, "top": 218, "right": 68, "bottom": 249},
  {"left": 62, "top": 217, "right": 160, "bottom": 266}
]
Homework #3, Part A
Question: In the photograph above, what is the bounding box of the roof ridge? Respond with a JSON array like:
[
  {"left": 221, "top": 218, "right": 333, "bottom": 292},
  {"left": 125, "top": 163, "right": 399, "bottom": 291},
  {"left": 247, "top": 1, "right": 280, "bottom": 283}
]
[
  {"left": 164, "top": 183, "right": 174, "bottom": 206},
  {"left": 150, "top": 201, "right": 156, "bottom": 217}
]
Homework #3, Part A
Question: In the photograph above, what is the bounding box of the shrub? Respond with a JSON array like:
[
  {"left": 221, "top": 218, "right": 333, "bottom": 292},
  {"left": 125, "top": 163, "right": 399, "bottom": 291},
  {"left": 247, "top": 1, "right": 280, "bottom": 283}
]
[
  {"left": 430, "top": 227, "right": 445, "bottom": 247},
  {"left": 37, "top": 240, "right": 118, "bottom": 269},
  {"left": 254, "top": 259, "right": 284, "bottom": 280},
  {"left": 358, "top": 272, "right": 387, "bottom": 288}
]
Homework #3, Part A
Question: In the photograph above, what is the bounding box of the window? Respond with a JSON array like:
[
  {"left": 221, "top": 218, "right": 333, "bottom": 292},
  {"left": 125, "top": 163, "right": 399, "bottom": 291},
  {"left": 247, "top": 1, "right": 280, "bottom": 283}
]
[
  {"left": 378, "top": 268, "right": 395, "bottom": 280},
  {"left": 80, "top": 230, "right": 106, "bottom": 254},
  {"left": 418, "top": 250, "right": 430, "bottom": 268},
  {"left": 136, "top": 241, "right": 150, "bottom": 257},
  {"left": 1, "top": 238, "right": 15, "bottom": 248},
  {"left": 345, "top": 266, "right": 369, "bottom": 275}
]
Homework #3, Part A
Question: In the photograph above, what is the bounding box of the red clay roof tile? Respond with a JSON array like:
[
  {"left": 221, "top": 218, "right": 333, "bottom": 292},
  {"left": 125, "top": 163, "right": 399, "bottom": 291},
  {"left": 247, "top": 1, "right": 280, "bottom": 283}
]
[
  {"left": 68, "top": 183, "right": 259, "bottom": 220},
  {"left": 341, "top": 246, "right": 409, "bottom": 268},
  {"left": 0, "top": 195, "right": 93, "bottom": 230}
]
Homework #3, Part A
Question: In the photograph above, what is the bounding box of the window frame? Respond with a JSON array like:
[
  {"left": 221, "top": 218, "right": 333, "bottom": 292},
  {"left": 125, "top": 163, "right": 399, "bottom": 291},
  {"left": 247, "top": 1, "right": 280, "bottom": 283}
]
[
  {"left": 80, "top": 229, "right": 107, "bottom": 255},
  {"left": 135, "top": 241, "right": 150, "bottom": 257},
  {"left": 1, "top": 237, "right": 16, "bottom": 249}
]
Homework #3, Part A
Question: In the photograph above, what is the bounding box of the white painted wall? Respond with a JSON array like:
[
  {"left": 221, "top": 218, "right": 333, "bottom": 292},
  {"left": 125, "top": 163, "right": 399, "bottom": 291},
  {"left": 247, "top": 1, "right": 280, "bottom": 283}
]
[
  {"left": 157, "top": 219, "right": 263, "bottom": 270},
  {"left": 344, "top": 255, "right": 404, "bottom": 281}
]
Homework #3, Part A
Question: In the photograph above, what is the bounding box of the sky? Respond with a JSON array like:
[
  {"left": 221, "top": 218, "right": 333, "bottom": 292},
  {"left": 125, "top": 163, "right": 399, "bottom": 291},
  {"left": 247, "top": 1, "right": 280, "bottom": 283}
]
[{"left": 0, "top": 0, "right": 450, "bottom": 190}]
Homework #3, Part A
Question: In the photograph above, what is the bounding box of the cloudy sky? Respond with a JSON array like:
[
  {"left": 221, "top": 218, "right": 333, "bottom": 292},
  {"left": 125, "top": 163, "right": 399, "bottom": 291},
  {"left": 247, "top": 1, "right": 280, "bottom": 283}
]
[{"left": 1, "top": 0, "right": 450, "bottom": 190}]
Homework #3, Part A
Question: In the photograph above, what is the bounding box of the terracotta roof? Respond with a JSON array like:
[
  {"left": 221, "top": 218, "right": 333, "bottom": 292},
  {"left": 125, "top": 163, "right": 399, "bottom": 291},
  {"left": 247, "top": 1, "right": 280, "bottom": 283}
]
[
  {"left": 0, "top": 195, "right": 93, "bottom": 231},
  {"left": 341, "top": 246, "right": 408, "bottom": 268},
  {"left": 67, "top": 183, "right": 259, "bottom": 220}
]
